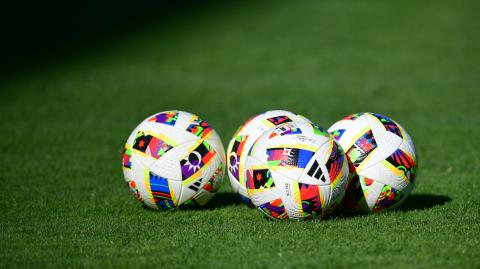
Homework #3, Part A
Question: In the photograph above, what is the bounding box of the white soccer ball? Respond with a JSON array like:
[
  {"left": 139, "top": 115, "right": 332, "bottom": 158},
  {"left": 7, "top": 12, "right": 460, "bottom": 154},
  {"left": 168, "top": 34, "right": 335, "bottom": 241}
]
[
  {"left": 328, "top": 112, "right": 417, "bottom": 213},
  {"left": 226, "top": 110, "right": 311, "bottom": 205},
  {"left": 244, "top": 121, "right": 349, "bottom": 220},
  {"left": 122, "top": 111, "right": 226, "bottom": 210}
]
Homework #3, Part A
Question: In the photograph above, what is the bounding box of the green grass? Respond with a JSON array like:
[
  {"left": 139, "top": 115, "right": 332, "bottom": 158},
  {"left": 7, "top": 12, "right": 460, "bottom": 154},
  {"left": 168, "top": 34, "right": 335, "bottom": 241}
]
[{"left": 1, "top": 0, "right": 479, "bottom": 268}]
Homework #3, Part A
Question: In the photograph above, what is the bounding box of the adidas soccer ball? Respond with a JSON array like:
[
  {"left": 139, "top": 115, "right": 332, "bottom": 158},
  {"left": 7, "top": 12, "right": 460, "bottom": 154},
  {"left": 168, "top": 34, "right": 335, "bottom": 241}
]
[
  {"left": 226, "top": 110, "right": 311, "bottom": 205},
  {"left": 245, "top": 121, "right": 349, "bottom": 220},
  {"left": 328, "top": 112, "right": 417, "bottom": 213},
  {"left": 122, "top": 111, "right": 226, "bottom": 210}
]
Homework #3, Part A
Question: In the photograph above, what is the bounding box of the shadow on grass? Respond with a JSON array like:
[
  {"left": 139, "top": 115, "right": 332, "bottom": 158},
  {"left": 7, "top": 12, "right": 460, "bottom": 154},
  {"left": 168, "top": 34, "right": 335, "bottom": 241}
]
[
  {"left": 143, "top": 193, "right": 451, "bottom": 215},
  {"left": 202, "top": 192, "right": 248, "bottom": 210},
  {"left": 334, "top": 193, "right": 452, "bottom": 219},
  {"left": 396, "top": 194, "right": 452, "bottom": 212}
]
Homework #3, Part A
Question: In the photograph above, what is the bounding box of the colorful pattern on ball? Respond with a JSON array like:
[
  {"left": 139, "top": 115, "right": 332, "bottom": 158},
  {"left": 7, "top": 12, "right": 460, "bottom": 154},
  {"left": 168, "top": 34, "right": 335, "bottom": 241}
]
[
  {"left": 123, "top": 146, "right": 132, "bottom": 169},
  {"left": 122, "top": 111, "right": 226, "bottom": 211},
  {"left": 132, "top": 131, "right": 174, "bottom": 159},
  {"left": 187, "top": 116, "right": 213, "bottom": 139},
  {"left": 372, "top": 113, "right": 403, "bottom": 138},
  {"left": 259, "top": 198, "right": 288, "bottom": 220},
  {"left": 267, "top": 148, "right": 314, "bottom": 168},
  {"left": 148, "top": 111, "right": 178, "bottom": 126},
  {"left": 386, "top": 148, "right": 417, "bottom": 183},
  {"left": 228, "top": 135, "right": 248, "bottom": 181},
  {"left": 246, "top": 168, "right": 274, "bottom": 189},
  {"left": 226, "top": 110, "right": 313, "bottom": 207},
  {"left": 245, "top": 121, "right": 349, "bottom": 221},
  {"left": 149, "top": 172, "right": 175, "bottom": 210},
  {"left": 326, "top": 142, "right": 346, "bottom": 187},
  {"left": 180, "top": 140, "right": 216, "bottom": 180},
  {"left": 347, "top": 130, "right": 377, "bottom": 167},
  {"left": 299, "top": 183, "right": 322, "bottom": 219},
  {"left": 328, "top": 112, "right": 417, "bottom": 213}
]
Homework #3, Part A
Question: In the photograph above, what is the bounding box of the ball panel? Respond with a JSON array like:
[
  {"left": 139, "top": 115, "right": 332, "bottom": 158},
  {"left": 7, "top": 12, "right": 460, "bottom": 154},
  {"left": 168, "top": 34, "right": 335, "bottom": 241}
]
[
  {"left": 150, "top": 147, "right": 182, "bottom": 181},
  {"left": 258, "top": 198, "right": 289, "bottom": 220},
  {"left": 365, "top": 115, "right": 403, "bottom": 157},
  {"left": 245, "top": 155, "right": 280, "bottom": 206},
  {"left": 268, "top": 121, "right": 304, "bottom": 138},
  {"left": 247, "top": 166, "right": 275, "bottom": 190},
  {"left": 328, "top": 120, "right": 353, "bottom": 140},
  {"left": 166, "top": 180, "right": 183, "bottom": 206},
  {"left": 344, "top": 128, "right": 378, "bottom": 168},
  {"left": 267, "top": 147, "right": 315, "bottom": 181},
  {"left": 174, "top": 139, "right": 220, "bottom": 205},
  {"left": 173, "top": 111, "right": 196, "bottom": 130},
  {"left": 247, "top": 129, "right": 270, "bottom": 163},
  {"left": 227, "top": 134, "right": 247, "bottom": 183},
  {"left": 130, "top": 131, "right": 171, "bottom": 168},
  {"left": 399, "top": 134, "right": 416, "bottom": 160},
  {"left": 370, "top": 113, "right": 404, "bottom": 138},
  {"left": 268, "top": 170, "right": 304, "bottom": 220},
  {"left": 318, "top": 184, "right": 333, "bottom": 212},
  {"left": 148, "top": 172, "right": 177, "bottom": 210},
  {"left": 207, "top": 138, "right": 226, "bottom": 167},
  {"left": 176, "top": 140, "right": 216, "bottom": 181},
  {"left": 226, "top": 134, "right": 250, "bottom": 203},
  {"left": 330, "top": 116, "right": 370, "bottom": 152},
  {"left": 326, "top": 141, "right": 349, "bottom": 191},
  {"left": 129, "top": 157, "right": 157, "bottom": 209},
  {"left": 362, "top": 158, "right": 410, "bottom": 190},
  {"left": 139, "top": 121, "right": 186, "bottom": 146},
  {"left": 206, "top": 162, "right": 224, "bottom": 193},
  {"left": 185, "top": 115, "right": 216, "bottom": 140},
  {"left": 187, "top": 162, "right": 224, "bottom": 206},
  {"left": 123, "top": 144, "right": 144, "bottom": 206},
  {"left": 122, "top": 145, "right": 133, "bottom": 180},
  {"left": 363, "top": 180, "right": 384, "bottom": 210},
  {"left": 372, "top": 184, "right": 405, "bottom": 212},
  {"left": 298, "top": 183, "right": 323, "bottom": 219},
  {"left": 385, "top": 148, "right": 417, "bottom": 184},
  {"left": 147, "top": 111, "right": 179, "bottom": 126},
  {"left": 250, "top": 188, "right": 280, "bottom": 206},
  {"left": 267, "top": 122, "right": 329, "bottom": 148}
]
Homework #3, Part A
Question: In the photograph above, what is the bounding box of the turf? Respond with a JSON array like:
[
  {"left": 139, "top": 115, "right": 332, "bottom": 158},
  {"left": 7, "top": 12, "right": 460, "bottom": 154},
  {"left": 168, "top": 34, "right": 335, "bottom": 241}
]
[{"left": 1, "top": 0, "right": 479, "bottom": 268}]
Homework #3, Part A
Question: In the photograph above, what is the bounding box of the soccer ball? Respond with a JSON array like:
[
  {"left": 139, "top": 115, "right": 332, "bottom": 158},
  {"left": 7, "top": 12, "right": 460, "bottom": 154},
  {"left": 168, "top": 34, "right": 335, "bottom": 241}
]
[
  {"left": 226, "top": 110, "right": 312, "bottom": 205},
  {"left": 122, "top": 111, "right": 226, "bottom": 210},
  {"left": 328, "top": 112, "right": 417, "bottom": 213},
  {"left": 244, "top": 121, "right": 349, "bottom": 220}
]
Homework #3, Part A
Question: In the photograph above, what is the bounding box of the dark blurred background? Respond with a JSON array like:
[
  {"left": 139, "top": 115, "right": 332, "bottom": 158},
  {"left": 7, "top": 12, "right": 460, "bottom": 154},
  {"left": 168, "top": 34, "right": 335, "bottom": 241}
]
[{"left": 1, "top": 0, "right": 224, "bottom": 76}]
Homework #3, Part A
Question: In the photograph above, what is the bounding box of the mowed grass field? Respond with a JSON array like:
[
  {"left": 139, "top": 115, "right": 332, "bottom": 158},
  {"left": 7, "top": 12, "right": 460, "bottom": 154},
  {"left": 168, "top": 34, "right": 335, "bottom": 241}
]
[{"left": 1, "top": 0, "right": 479, "bottom": 268}]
